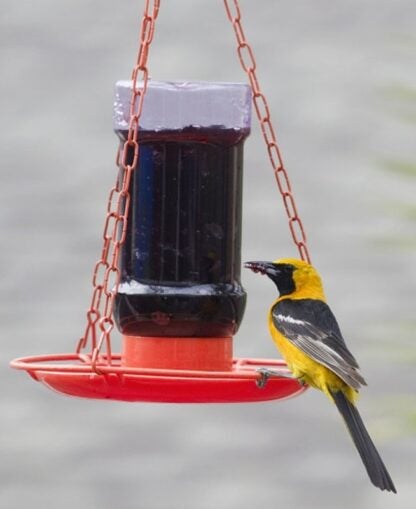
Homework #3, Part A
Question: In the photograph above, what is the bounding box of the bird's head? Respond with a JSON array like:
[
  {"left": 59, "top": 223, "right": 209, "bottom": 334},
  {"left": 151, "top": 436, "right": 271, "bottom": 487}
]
[{"left": 244, "top": 258, "right": 323, "bottom": 297}]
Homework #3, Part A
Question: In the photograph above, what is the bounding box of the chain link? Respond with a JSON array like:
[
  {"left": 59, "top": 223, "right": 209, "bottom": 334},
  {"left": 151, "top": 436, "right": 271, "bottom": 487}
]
[
  {"left": 77, "top": 0, "right": 160, "bottom": 372},
  {"left": 224, "top": 0, "right": 311, "bottom": 263}
]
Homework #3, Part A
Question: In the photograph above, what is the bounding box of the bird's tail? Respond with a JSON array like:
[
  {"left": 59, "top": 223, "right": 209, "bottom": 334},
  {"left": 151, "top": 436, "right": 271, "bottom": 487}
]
[{"left": 330, "top": 389, "right": 396, "bottom": 493}]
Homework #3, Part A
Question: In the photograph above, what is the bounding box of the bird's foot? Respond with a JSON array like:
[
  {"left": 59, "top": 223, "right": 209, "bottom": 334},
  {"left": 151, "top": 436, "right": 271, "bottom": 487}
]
[{"left": 256, "top": 367, "right": 296, "bottom": 388}]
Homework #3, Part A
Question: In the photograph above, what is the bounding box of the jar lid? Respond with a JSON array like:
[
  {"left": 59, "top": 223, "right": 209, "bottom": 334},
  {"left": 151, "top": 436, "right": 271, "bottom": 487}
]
[{"left": 113, "top": 80, "right": 252, "bottom": 132}]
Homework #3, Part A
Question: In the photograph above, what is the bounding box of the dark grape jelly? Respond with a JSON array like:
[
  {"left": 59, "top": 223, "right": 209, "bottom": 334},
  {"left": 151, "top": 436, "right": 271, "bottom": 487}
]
[{"left": 112, "top": 81, "right": 251, "bottom": 338}]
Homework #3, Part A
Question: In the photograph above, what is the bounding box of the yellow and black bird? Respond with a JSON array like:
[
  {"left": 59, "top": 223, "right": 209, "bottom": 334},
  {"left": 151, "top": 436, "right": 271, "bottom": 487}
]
[{"left": 244, "top": 258, "right": 396, "bottom": 493}]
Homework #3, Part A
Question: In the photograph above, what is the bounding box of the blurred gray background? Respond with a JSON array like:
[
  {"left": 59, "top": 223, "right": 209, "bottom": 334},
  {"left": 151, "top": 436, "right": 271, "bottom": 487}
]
[{"left": 1, "top": 1, "right": 415, "bottom": 508}]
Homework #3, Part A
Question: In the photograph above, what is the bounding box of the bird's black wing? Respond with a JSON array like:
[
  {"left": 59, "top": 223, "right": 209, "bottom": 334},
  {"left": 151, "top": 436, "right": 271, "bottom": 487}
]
[{"left": 272, "top": 298, "right": 366, "bottom": 389}]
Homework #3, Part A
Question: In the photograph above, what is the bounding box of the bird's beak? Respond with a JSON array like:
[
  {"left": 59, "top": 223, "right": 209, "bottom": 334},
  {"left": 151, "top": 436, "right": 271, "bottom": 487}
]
[{"left": 244, "top": 261, "right": 280, "bottom": 278}]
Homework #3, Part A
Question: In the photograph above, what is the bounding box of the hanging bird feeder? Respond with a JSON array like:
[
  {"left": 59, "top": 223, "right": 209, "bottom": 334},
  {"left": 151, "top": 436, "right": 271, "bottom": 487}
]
[{"left": 11, "top": 0, "right": 309, "bottom": 403}]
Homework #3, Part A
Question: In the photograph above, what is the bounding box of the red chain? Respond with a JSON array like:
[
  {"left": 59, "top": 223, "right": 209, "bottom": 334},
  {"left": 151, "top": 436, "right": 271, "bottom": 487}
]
[
  {"left": 77, "top": 0, "right": 160, "bottom": 372},
  {"left": 224, "top": 0, "right": 311, "bottom": 263}
]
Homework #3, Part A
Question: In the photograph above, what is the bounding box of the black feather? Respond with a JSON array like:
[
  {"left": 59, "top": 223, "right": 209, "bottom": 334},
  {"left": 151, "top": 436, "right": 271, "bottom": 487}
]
[
  {"left": 331, "top": 390, "right": 396, "bottom": 493},
  {"left": 272, "top": 299, "right": 366, "bottom": 389}
]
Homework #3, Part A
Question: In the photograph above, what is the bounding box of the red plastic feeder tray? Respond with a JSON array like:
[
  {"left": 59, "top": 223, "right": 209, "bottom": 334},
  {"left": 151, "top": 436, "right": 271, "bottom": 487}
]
[{"left": 10, "top": 353, "right": 306, "bottom": 403}]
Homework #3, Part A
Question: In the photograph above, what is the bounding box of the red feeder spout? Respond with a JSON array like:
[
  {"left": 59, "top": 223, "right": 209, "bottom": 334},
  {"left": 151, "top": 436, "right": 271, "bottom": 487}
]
[{"left": 122, "top": 336, "right": 233, "bottom": 372}]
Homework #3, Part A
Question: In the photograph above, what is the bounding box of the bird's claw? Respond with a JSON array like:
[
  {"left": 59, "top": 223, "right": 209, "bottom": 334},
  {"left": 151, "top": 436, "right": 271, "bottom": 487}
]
[
  {"left": 256, "top": 367, "right": 301, "bottom": 388},
  {"left": 256, "top": 367, "right": 283, "bottom": 388}
]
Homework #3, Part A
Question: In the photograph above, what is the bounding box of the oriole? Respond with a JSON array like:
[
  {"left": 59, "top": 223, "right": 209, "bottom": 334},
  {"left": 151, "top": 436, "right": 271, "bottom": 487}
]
[{"left": 244, "top": 258, "right": 396, "bottom": 493}]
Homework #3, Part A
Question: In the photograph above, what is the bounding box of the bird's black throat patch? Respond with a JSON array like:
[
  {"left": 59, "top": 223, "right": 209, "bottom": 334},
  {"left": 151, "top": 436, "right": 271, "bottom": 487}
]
[{"left": 271, "top": 263, "right": 296, "bottom": 296}]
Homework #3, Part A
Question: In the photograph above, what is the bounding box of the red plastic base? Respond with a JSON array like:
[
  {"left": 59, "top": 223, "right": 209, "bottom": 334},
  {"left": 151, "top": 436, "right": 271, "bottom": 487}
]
[{"left": 10, "top": 353, "right": 307, "bottom": 403}]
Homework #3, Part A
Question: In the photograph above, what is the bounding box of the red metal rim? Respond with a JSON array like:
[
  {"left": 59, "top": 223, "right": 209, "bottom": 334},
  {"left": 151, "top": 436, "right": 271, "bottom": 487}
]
[{"left": 10, "top": 353, "right": 307, "bottom": 403}]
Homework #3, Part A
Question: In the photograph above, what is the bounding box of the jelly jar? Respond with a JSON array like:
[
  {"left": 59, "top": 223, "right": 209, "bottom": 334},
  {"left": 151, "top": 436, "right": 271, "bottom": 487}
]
[{"left": 113, "top": 81, "right": 251, "bottom": 367}]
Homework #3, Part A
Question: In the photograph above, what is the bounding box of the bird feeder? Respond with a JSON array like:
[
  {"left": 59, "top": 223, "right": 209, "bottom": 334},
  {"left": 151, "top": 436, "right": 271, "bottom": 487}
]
[{"left": 11, "top": 0, "right": 308, "bottom": 403}]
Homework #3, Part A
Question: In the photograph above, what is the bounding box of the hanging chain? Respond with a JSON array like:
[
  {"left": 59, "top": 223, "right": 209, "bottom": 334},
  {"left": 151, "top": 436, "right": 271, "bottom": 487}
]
[
  {"left": 224, "top": 0, "right": 311, "bottom": 263},
  {"left": 77, "top": 0, "right": 161, "bottom": 371}
]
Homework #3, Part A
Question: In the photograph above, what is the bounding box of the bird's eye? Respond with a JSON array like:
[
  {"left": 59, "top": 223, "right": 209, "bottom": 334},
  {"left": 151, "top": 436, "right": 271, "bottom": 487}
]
[{"left": 284, "top": 264, "right": 295, "bottom": 273}]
